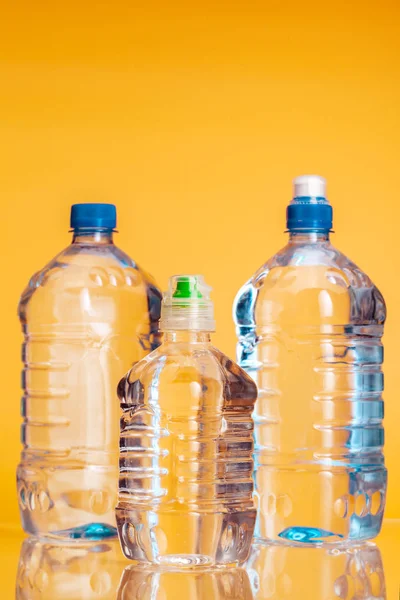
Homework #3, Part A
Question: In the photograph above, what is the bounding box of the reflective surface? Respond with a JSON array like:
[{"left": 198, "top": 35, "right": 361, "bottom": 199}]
[
  {"left": 16, "top": 537, "right": 127, "bottom": 599},
  {"left": 118, "top": 565, "right": 253, "bottom": 599},
  {"left": 247, "top": 542, "right": 385, "bottom": 599},
  {"left": 5, "top": 521, "right": 398, "bottom": 599}
]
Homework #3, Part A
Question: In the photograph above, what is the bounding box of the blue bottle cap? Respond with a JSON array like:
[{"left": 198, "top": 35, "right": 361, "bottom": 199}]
[
  {"left": 286, "top": 175, "right": 333, "bottom": 232},
  {"left": 70, "top": 203, "right": 117, "bottom": 230}
]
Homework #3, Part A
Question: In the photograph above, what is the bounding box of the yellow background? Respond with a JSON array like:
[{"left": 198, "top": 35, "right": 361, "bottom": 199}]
[{"left": 0, "top": 0, "right": 399, "bottom": 527}]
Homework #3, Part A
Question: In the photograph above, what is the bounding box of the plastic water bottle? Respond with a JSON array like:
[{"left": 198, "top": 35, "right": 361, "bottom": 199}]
[
  {"left": 234, "top": 176, "right": 387, "bottom": 544},
  {"left": 116, "top": 275, "right": 257, "bottom": 566},
  {"left": 17, "top": 203, "right": 162, "bottom": 539}
]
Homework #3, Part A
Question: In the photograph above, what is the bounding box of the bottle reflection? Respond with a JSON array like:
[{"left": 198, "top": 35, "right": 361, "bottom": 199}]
[
  {"left": 246, "top": 542, "right": 386, "bottom": 599},
  {"left": 16, "top": 536, "right": 127, "bottom": 599},
  {"left": 16, "top": 536, "right": 253, "bottom": 600},
  {"left": 16, "top": 536, "right": 385, "bottom": 600},
  {"left": 117, "top": 565, "right": 253, "bottom": 599}
]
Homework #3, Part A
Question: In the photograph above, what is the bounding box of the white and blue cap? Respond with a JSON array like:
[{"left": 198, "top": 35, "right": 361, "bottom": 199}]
[
  {"left": 286, "top": 175, "right": 332, "bottom": 232},
  {"left": 70, "top": 203, "right": 117, "bottom": 230}
]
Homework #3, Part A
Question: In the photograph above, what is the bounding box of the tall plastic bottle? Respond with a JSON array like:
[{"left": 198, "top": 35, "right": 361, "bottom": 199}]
[
  {"left": 18, "top": 203, "right": 162, "bottom": 539},
  {"left": 116, "top": 275, "right": 257, "bottom": 566},
  {"left": 234, "top": 176, "right": 386, "bottom": 544}
]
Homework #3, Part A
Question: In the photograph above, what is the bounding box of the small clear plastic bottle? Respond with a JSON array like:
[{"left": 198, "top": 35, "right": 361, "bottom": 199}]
[
  {"left": 116, "top": 275, "right": 257, "bottom": 566},
  {"left": 234, "top": 176, "right": 387, "bottom": 545},
  {"left": 17, "top": 203, "right": 162, "bottom": 539}
]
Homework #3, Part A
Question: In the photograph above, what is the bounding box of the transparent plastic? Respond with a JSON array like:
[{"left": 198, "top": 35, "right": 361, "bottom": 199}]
[
  {"left": 234, "top": 232, "right": 387, "bottom": 544},
  {"left": 116, "top": 329, "right": 257, "bottom": 566},
  {"left": 17, "top": 229, "right": 162, "bottom": 539},
  {"left": 159, "top": 275, "right": 216, "bottom": 332}
]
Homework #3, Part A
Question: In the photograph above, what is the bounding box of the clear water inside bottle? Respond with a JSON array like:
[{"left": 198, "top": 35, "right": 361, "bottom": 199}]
[
  {"left": 234, "top": 232, "right": 387, "bottom": 544},
  {"left": 17, "top": 229, "right": 161, "bottom": 539},
  {"left": 116, "top": 329, "right": 257, "bottom": 566}
]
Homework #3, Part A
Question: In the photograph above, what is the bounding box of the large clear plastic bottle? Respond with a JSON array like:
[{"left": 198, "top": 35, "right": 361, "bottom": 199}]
[
  {"left": 234, "top": 176, "right": 387, "bottom": 544},
  {"left": 17, "top": 203, "right": 162, "bottom": 539},
  {"left": 116, "top": 275, "right": 257, "bottom": 566}
]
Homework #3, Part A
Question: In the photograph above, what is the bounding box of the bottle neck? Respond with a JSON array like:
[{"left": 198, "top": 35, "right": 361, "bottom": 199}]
[
  {"left": 288, "top": 231, "right": 330, "bottom": 244},
  {"left": 164, "top": 331, "right": 212, "bottom": 344},
  {"left": 72, "top": 228, "right": 114, "bottom": 245}
]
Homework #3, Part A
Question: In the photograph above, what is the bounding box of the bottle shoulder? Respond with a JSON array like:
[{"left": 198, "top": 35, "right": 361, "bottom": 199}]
[
  {"left": 117, "top": 343, "right": 257, "bottom": 409},
  {"left": 18, "top": 243, "right": 162, "bottom": 321},
  {"left": 234, "top": 241, "right": 386, "bottom": 326},
  {"left": 240, "top": 241, "right": 381, "bottom": 287}
]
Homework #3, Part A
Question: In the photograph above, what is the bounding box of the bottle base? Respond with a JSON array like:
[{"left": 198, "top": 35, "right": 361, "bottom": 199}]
[
  {"left": 157, "top": 554, "right": 214, "bottom": 568},
  {"left": 254, "top": 519, "right": 384, "bottom": 548},
  {"left": 21, "top": 520, "right": 118, "bottom": 542},
  {"left": 17, "top": 461, "right": 118, "bottom": 540},
  {"left": 116, "top": 506, "right": 256, "bottom": 566},
  {"left": 254, "top": 534, "right": 362, "bottom": 549},
  {"left": 253, "top": 464, "right": 387, "bottom": 546}
]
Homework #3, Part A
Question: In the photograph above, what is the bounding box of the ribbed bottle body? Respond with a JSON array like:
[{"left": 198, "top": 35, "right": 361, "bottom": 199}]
[
  {"left": 234, "top": 239, "right": 386, "bottom": 544},
  {"left": 116, "top": 334, "right": 257, "bottom": 566},
  {"left": 18, "top": 238, "right": 161, "bottom": 538}
]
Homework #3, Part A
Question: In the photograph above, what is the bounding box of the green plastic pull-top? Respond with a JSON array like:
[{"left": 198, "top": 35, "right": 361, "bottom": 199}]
[
  {"left": 173, "top": 276, "right": 203, "bottom": 300},
  {"left": 160, "top": 274, "right": 215, "bottom": 331}
]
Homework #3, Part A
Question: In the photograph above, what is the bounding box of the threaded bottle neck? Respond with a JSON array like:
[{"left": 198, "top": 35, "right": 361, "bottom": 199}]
[
  {"left": 72, "top": 228, "right": 114, "bottom": 244},
  {"left": 164, "top": 331, "right": 212, "bottom": 343},
  {"left": 288, "top": 231, "right": 330, "bottom": 243}
]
